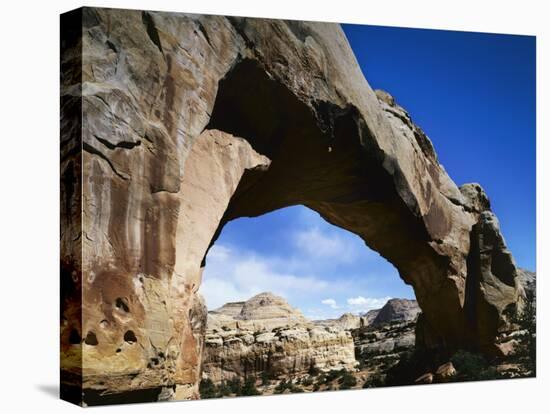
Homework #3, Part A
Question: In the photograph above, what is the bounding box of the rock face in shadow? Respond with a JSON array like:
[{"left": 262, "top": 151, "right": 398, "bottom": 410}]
[
  {"left": 60, "top": 7, "right": 523, "bottom": 403},
  {"left": 202, "top": 293, "right": 357, "bottom": 383}
]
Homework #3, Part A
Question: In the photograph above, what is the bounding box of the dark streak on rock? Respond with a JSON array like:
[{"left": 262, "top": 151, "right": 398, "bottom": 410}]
[
  {"left": 141, "top": 11, "right": 164, "bottom": 56},
  {"left": 93, "top": 134, "right": 142, "bottom": 150},
  {"left": 83, "top": 142, "right": 130, "bottom": 181}
]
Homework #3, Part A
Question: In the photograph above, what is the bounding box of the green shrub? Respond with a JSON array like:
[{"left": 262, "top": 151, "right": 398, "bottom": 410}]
[
  {"left": 273, "top": 378, "right": 305, "bottom": 394},
  {"left": 362, "top": 374, "right": 385, "bottom": 388},
  {"left": 384, "top": 350, "right": 432, "bottom": 386},
  {"left": 325, "top": 369, "right": 344, "bottom": 382},
  {"left": 228, "top": 377, "right": 242, "bottom": 395},
  {"left": 199, "top": 378, "right": 217, "bottom": 399},
  {"left": 308, "top": 364, "right": 320, "bottom": 377},
  {"left": 241, "top": 377, "right": 261, "bottom": 396},
  {"left": 510, "top": 289, "right": 536, "bottom": 375},
  {"left": 338, "top": 371, "right": 357, "bottom": 390},
  {"left": 450, "top": 350, "right": 503, "bottom": 381},
  {"left": 302, "top": 377, "right": 314, "bottom": 386},
  {"left": 261, "top": 371, "right": 270, "bottom": 386},
  {"left": 450, "top": 350, "right": 487, "bottom": 379},
  {"left": 274, "top": 379, "right": 288, "bottom": 394},
  {"left": 217, "top": 381, "right": 231, "bottom": 397}
]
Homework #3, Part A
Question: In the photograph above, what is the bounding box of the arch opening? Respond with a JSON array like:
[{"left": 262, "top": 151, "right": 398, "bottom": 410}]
[
  {"left": 199, "top": 205, "right": 419, "bottom": 388},
  {"left": 201, "top": 205, "right": 414, "bottom": 317},
  {"left": 200, "top": 57, "right": 464, "bottom": 351}
]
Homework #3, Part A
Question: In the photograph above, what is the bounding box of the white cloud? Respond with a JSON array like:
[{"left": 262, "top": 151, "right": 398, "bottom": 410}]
[
  {"left": 292, "top": 227, "right": 361, "bottom": 263},
  {"left": 199, "top": 207, "right": 409, "bottom": 316},
  {"left": 346, "top": 295, "right": 391, "bottom": 312},
  {"left": 206, "top": 244, "right": 231, "bottom": 261},
  {"left": 321, "top": 298, "right": 339, "bottom": 309},
  {"left": 347, "top": 296, "right": 369, "bottom": 306},
  {"left": 201, "top": 244, "right": 332, "bottom": 309}
]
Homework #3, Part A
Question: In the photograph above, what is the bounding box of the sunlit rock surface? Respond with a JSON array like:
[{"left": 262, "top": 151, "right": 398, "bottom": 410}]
[
  {"left": 61, "top": 6, "right": 522, "bottom": 404},
  {"left": 202, "top": 293, "right": 357, "bottom": 383}
]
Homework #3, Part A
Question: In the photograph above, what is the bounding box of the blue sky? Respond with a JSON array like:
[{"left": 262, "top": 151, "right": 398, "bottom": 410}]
[{"left": 201, "top": 25, "right": 536, "bottom": 319}]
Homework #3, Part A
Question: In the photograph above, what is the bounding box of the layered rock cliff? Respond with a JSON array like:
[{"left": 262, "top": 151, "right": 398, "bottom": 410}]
[
  {"left": 202, "top": 293, "right": 357, "bottom": 383},
  {"left": 61, "top": 6, "right": 523, "bottom": 404}
]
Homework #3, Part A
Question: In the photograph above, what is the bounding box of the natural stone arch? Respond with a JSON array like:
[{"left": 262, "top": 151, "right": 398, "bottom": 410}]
[
  {"left": 60, "top": 8, "right": 522, "bottom": 404},
  {"left": 195, "top": 56, "right": 518, "bottom": 357}
]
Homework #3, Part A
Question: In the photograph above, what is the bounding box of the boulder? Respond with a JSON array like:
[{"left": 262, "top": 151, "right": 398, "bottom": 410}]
[
  {"left": 415, "top": 373, "right": 434, "bottom": 384},
  {"left": 435, "top": 362, "right": 456, "bottom": 381}
]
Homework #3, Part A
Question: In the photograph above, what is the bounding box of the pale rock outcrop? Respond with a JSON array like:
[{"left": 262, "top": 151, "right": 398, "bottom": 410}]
[
  {"left": 517, "top": 268, "right": 536, "bottom": 299},
  {"left": 235, "top": 292, "right": 308, "bottom": 331},
  {"left": 354, "top": 321, "right": 416, "bottom": 356},
  {"left": 61, "top": 6, "right": 523, "bottom": 404},
  {"left": 315, "top": 313, "right": 362, "bottom": 330},
  {"left": 212, "top": 302, "right": 245, "bottom": 318},
  {"left": 202, "top": 293, "right": 357, "bottom": 383},
  {"left": 202, "top": 325, "right": 357, "bottom": 383}
]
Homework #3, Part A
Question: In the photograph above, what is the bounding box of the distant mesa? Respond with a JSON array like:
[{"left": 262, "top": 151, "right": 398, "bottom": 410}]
[
  {"left": 315, "top": 298, "right": 420, "bottom": 329},
  {"left": 371, "top": 298, "right": 421, "bottom": 325}
]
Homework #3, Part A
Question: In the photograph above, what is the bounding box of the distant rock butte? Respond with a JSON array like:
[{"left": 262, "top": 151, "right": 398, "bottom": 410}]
[
  {"left": 517, "top": 268, "right": 536, "bottom": 299},
  {"left": 209, "top": 292, "right": 308, "bottom": 332},
  {"left": 202, "top": 293, "right": 357, "bottom": 383},
  {"left": 372, "top": 299, "right": 421, "bottom": 325},
  {"left": 363, "top": 309, "right": 382, "bottom": 325},
  {"left": 237, "top": 292, "right": 307, "bottom": 321}
]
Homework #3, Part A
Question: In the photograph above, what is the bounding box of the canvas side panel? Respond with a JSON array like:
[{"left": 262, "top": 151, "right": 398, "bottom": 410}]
[{"left": 60, "top": 7, "right": 83, "bottom": 406}]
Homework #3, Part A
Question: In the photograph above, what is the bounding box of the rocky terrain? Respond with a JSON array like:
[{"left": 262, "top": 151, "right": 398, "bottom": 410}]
[
  {"left": 202, "top": 293, "right": 357, "bottom": 383},
  {"left": 201, "top": 276, "right": 535, "bottom": 398},
  {"left": 372, "top": 299, "right": 421, "bottom": 325},
  {"left": 61, "top": 7, "right": 527, "bottom": 404},
  {"left": 201, "top": 293, "right": 423, "bottom": 392}
]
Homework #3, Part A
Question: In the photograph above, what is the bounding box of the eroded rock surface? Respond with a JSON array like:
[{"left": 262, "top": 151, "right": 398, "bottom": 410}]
[
  {"left": 372, "top": 299, "right": 421, "bottom": 325},
  {"left": 61, "top": 6, "right": 523, "bottom": 404},
  {"left": 316, "top": 313, "right": 363, "bottom": 330},
  {"left": 202, "top": 293, "right": 357, "bottom": 383}
]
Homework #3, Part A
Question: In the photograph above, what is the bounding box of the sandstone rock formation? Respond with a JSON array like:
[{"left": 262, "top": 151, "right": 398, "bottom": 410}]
[
  {"left": 354, "top": 320, "right": 416, "bottom": 357},
  {"left": 209, "top": 292, "right": 307, "bottom": 332},
  {"left": 372, "top": 299, "right": 421, "bottom": 325},
  {"left": 315, "top": 313, "right": 363, "bottom": 330},
  {"left": 212, "top": 302, "right": 246, "bottom": 318},
  {"left": 362, "top": 309, "right": 382, "bottom": 325},
  {"left": 61, "top": 6, "right": 523, "bottom": 404},
  {"left": 202, "top": 293, "right": 357, "bottom": 383},
  {"left": 517, "top": 268, "right": 536, "bottom": 299}
]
